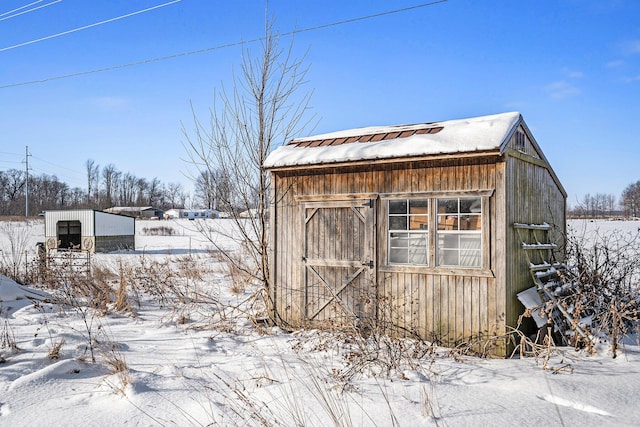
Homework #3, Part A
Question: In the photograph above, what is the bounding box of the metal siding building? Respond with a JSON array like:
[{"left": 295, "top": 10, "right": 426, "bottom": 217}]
[{"left": 44, "top": 210, "right": 135, "bottom": 253}]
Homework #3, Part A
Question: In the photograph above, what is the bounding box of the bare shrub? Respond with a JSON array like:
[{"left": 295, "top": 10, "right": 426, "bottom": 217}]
[
  {"left": 125, "top": 255, "right": 186, "bottom": 305},
  {"left": 92, "top": 263, "right": 118, "bottom": 285},
  {"left": 47, "top": 338, "right": 65, "bottom": 360},
  {"left": 173, "top": 255, "right": 204, "bottom": 282},
  {"left": 289, "top": 323, "right": 436, "bottom": 389},
  {"left": 0, "top": 220, "right": 32, "bottom": 283},
  {"left": 39, "top": 270, "right": 113, "bottom": 362},
  {"left": 1, "top": 318, "right": 19, "bottom": 354},
  {"left": 212, "top": 247, "right": 255, "bottom": 296},
  {"left": 546, "top": 227, "right": 640, "bottom": 356},
  {"left": 140, "top": 225, "right": 175, "bottom": 236},
  {"left": 336, "top": 332, "right": 435, "bottom": 385}
]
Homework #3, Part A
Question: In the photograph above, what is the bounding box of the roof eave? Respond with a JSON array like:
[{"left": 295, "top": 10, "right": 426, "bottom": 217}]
[{"left": 264, "top": 149, "right": 503, "bottom": 172}]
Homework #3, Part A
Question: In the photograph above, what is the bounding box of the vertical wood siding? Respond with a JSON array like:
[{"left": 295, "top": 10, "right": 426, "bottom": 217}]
[
  {"left": 270, "top": 151, "right": 565, "bottom": 356},
  {"left": 504, "top": 154, "right": 566, "bottom": 333}
]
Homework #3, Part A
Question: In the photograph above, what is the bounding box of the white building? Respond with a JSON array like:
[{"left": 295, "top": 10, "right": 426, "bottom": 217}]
[
  {"left": 164, "top": 208, "right": 219, "bottom": 220},
  {"left": 44, "top": 210, "right": 135, "bottom": 253}
]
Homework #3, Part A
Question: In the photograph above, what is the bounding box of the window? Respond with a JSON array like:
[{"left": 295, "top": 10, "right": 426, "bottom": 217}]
[
  {"left": 385, "top": 194, "right": 487, "bottom": 270},
  {"left": 388, "top": 199, "right": 429, "bottom": 265},
  {"left": 515, "top": 131, "right": 526, "bottom": 149},
  {"left": 437, "top": 198, "right": 482, "bottom": 268},
  {"left": 56, "top": 220, "right": 82, "bottom": 249}
]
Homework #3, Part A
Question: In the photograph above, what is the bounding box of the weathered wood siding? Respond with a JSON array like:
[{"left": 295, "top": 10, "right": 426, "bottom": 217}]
[
  {"left": 270, "top": 156, "right": 507, "bottom": 352},
  {"left": 503, "top": 126, "right": 567, "bottom": 335}
]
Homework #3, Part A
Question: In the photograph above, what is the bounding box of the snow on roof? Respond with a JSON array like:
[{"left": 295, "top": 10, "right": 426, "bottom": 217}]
[
  {"left": 107, "top": 206, "right": 155, "bottom": 211},
  {"left": 264, "top": 112, "right": 521, "bottom": 168}
]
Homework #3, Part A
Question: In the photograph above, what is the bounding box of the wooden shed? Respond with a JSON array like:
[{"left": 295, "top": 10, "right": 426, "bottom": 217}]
[
  {"left": 264, "top": 112, "right": 566, "bottom": 356},
  {"left": 44, "top": 210, "right": 135, "bottom": 253}
]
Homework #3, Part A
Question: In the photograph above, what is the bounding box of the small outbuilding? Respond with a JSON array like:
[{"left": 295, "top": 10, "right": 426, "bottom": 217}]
[
  {"left": 105, "top": 206, "right": 163, "bottom": 219},
  {"left": 264, "top": 112, "right": 566, "bottom": 356},
  {"left": 44, "top": 210, "right": 135, "bottom": 253},
  {"left": 164, "top": 208, "right": 219, "bottom": 220}
]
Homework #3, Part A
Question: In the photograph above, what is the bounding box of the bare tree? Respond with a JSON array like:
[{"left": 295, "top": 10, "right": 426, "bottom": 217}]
[
  {"left": 621, "top": 181, "right": 640, "bottom": 218},
  {"left": 572, "top": 192, "right": 618, "bottom": 219},
  {"left": 135, "top": 177, "right": 149, "bottom": 206},
  {"left": 164, "top": 182, "right": 187, "bottom": 209},
  {"left": 146, "top": 177, "right": 163, "bottom": 207},
  {"left": 194, "top": 169, "right": 230, "bottom": 210},
  {"left": 102, "top": 164, "right": 119, "bottom": 207},
  {"left": 182, "top": 19, "right": 314, "bottom": 291},
  {"left": 85, "top": 159, "right": 100, "bottom": 207},
  {"left": 119, "top": 172, "right": 138, "bottom": 206}
]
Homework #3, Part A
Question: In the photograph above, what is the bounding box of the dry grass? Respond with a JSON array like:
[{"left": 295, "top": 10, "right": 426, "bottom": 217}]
[
  {"left": 101, "top": 343, "right": 132, "bottom": 395},
  {"left": 1, "top": 319, "right": 19, "bottom": 353},
  {"left": 211, "top": 248, "right": 255, "bottom": 296},
  {"left": 47, "top": 338, "right": 65, "bottom": 360},
  {"left": 114, "top": 263, "right": 133, "bottom": 313}
]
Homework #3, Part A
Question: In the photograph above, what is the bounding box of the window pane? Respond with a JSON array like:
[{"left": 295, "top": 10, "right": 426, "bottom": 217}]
[
  {"left": 387, "top": 199, "right": 429, "bottom": 266},
  {"left": 389, "top": 216, "right": 407, "bottom": 230},
  {"left": 466, "top": 214, "right": 481, "bottom": 230},
  {"left": 460, "top": 250, "right": 481, "bottom": 267},
  {"left": 436, "top": 197, "right": 483, "bottom": 268},
  {"left": 389, "top": 200, "right": 407, "bottom": 214},
  {"left": 460, "top": 198, "right": 481, "bottom": 214},
  {"left": 409, "top": 199, "right": 428, "bottom": 212},
  {"left": 408, "top": 248, "right": 427, "bottom": 264},
  {"left": 389, "top": 232, "right": 409, "bottom": 248},
  {"left": 440, "top": 234, "right": 459, "bottom": 250},
  {"left": 408, "top": 235, "right": 427, "bottom": 264},
  {"left": 438, "top": 214, "right": 458, "bottom": 230},
  {"left": 439, "top": 249, "right": 459, "bottom": 266},
  {"left": 389, "top": 248, "right": 409, "bottom": 264},
  {"left": 410, "top": 216, "right": 428, "bottom": 230},
  {"left": 460, "top": 235, "right": 481, "bottom": 267},
  {"left": 438, "top": 198, "right": 458, "bottom": 214}
]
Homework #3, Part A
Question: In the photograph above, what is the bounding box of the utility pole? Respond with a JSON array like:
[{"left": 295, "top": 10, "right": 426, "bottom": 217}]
[{"left": 24, "top": 145, "right": 31, "bottom": 218}]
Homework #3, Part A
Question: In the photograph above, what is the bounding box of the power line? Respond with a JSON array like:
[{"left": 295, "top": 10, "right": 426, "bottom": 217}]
[
  {"left": 31, "top": 154, "right": 84, "bottom": 176},
  {"left": 1, "top": 0, "right": 44, "bottom": 17},
  {"left": 0, "top": 0, "right": 181, "bottom": 52},
  {"left": 29, "top": 167, "right": 83, "bottom": 186},
  {"left": 0, "top": 0, "right": 61, "bottom": 22},
  {"left": 0, "top": 0, "right": 448, "bottom": 90}
]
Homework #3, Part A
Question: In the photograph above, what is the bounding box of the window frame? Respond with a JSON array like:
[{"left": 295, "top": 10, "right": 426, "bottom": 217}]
[
  {"left": 436, "top": 197, "right": 483, "bottom": 269},
  {"left": 381, "top": 190, "right": 492, "bottom": 275},
  {"left": 387, "top": 198, "right": 430, "bottom": 266}
]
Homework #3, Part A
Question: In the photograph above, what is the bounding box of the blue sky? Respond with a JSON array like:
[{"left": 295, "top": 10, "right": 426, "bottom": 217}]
[{"left": 1, "top": 0, "right": 639, "bottom": 207}]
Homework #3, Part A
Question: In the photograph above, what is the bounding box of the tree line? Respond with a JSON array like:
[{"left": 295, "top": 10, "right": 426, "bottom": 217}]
[
  {"left": 569, "top": 180, "right": 640, "bottom": 219},
  {"left": 0, "top": 160, "right": 198, "bottom": 216}
]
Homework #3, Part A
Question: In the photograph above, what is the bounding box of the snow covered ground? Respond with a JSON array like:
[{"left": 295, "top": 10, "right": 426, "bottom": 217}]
[{"left": 1, "top": 218, "right": 639, "bottom": 426}]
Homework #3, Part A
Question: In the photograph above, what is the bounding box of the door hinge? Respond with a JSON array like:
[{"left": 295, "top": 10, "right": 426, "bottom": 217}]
[
  {"left": 302, "top": 256, "right": 307, "bottom": 262},
  {"left": 363, "top": 260, "right": 374, "bottom": 269}
]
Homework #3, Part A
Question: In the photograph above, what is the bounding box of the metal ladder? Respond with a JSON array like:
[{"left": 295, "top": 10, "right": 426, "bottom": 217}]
[{"left": 513, "top": 223, "right": 589, "bottom": 342}]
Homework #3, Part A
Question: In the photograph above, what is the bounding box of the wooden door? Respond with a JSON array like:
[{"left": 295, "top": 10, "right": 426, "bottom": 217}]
[{"left": 302, "top": 199, "right": 376, "bottom": 328}]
